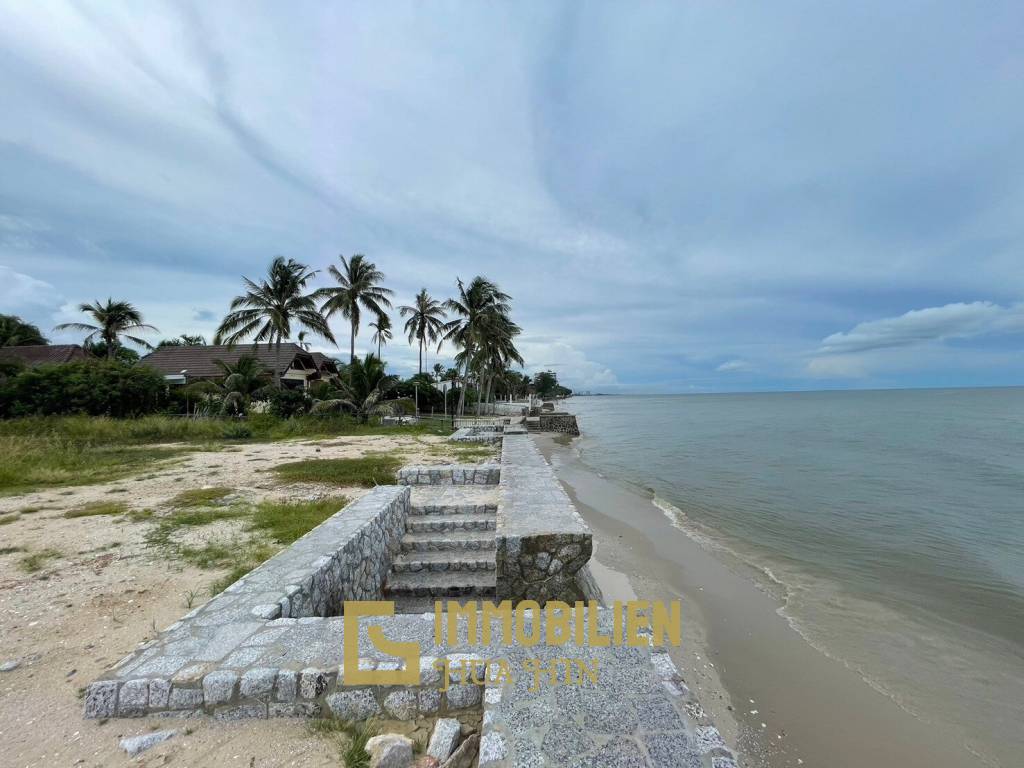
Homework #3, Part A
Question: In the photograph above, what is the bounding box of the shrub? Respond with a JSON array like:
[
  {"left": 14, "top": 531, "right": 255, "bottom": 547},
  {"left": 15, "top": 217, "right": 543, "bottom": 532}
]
[
  {"left": 266, "top": 389, "right": 310, "bottom": 419},
  {"left": 0, "top": 360, "right": 167, "bottom": 418},
  {"left": 390, "top": 397, "right": 416, "bottom": 415},
  {"left": 221, "top": 422, "right": 253, "bottom": 439}
]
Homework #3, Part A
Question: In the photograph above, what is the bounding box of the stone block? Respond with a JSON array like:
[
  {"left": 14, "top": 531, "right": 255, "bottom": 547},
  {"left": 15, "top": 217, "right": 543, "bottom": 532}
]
[
  {"left": 326, "top": 688, "right": 381, "bottom": 720},
  {"left": 202, "top": 670, "right": 238, "bottom": 705},
  {"left": 148, "top": 678, "right": 171, "bottom": 709},
  {"left": 240, "top": 668, "right": 277, "bottom": 699},
  {"left": 117, "top": 679, "right": 148, "bottom": 717},
  {"left": 84, "top": 680, "right": 118, "bottom": 718},
  {"left": 427, "top": 718, "right": 461, "bottom": 761}
]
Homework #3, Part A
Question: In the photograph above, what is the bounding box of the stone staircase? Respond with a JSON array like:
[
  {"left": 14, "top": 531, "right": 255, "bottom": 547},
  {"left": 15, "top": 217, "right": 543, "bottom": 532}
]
[{"left": 386, "top": 489, "right": 498, "bottom": 613}]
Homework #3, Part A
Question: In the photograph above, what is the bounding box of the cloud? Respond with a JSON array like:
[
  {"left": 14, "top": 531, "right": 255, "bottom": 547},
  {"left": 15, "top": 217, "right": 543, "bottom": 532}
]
[
  {"left": 518, "top": 338, "right": 618, "bottom": 391},
  {"left": 192, "top": 308, "right": 216, "bottom": 322},
  {"left": 0, "top": 265, "right": 61, "bottom": 315},
  {"left": 716, "top": 359, "right": 753, "bottom": 373},
  {"left": 816, "top": 302, "right": 1024, "bottom": 355}
]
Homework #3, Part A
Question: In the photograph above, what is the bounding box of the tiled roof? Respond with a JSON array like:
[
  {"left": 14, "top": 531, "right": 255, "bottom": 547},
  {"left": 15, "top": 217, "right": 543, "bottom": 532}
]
[
  {"left": 0, "top": 344, "right": 88, "bottom": 367},
  {"left": 310, "top": 352, "right": 341, "bottom": 373},
  {"left": 140, "top": 343, "right": 317, "bottom": 379}
]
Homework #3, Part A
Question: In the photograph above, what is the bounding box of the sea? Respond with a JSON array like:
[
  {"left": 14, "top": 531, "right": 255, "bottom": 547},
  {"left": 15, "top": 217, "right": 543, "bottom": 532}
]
[{"left": 562, "top": 388, "right": 1024, "bottom": 766}]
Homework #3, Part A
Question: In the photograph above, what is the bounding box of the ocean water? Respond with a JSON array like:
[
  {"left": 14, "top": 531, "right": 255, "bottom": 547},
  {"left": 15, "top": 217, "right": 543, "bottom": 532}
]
[{"left": 563, "top": 389, "right": 1024, "bottom": 766}]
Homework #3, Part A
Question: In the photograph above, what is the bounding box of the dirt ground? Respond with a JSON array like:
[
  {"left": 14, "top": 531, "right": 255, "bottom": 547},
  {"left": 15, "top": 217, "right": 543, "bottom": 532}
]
[{"left": 0, "top": 433, "right": 478, "bottom": 767}]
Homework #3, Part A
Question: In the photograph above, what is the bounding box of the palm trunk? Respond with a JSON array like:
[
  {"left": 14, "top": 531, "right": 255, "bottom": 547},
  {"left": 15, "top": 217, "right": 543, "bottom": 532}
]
[
  {"left": 377, "top": 338, "right": 382, "bottom": 358},
  {"left": 418, "top": 338, "right": 423, "bottom": 375},
  {"left": 350, "top": 318, "right": 356, "bottom": 363},
  {"left": 274, "top": 335, "right": 282, "bottom": 389}
]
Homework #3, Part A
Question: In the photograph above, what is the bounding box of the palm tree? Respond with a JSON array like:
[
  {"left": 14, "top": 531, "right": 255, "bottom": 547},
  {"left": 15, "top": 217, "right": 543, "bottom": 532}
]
[
  {"left": 317, "top": 254, "right": 393, "bottom": 362},
  {"left": 399, "top": 288, "right": 446, "bottom": 376},
  {"left": 0, "top": 315, "right": 47, "bottom": 346},
  {"left": 158, "top": 334, "right": 206, "bottom": 347},
  {"left": 431, "top": 362, "right": 446, "bottom": 382},
  {"left": 54, "top": 299, "right": 158, "bottom": 359},
  {"left": 296, "top": 330, "right": 312, "bottom": 351},
  {"left": 309, "top": 354, "right": 398, "bottom": 423},
  {"left": 186, "top": 355, "right": 271, "bottom": 415},
  {"left": 214, "top": 257, "right": 336, "bottom": 388},
  {"left": 369, "top": 315, "right": 393, "bottom": 359},
  {"left": 441, "top": 277, "right": 513, "bottom": 416}
]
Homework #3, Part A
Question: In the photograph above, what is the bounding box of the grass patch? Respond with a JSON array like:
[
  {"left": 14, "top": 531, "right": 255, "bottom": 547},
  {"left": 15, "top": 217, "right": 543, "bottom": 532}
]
[
  {"left": 18, "top": 506, "right": 44, "bottom": 514},
  {"left": 64, "top": 501, "right": 128, "bottom": 519},
  {"left": 308, "top": 719, "right": 378, "bottom": 768},
  {"left": 0, "top": 546, "right": 25, "bottom": 556},
  {"left": 19, "top": 548, "right": 61, "bottom": 573},
  {"left": 250, "top": 497, "right": 348, "bottom": 545},
  {"left": 0, "top": 513, "right": 18, "bottom": 525},
  {"left": 126, "top": 508, "right": 155, "bottom": 523},
  {"left": 169, "top": 487, "right": 234, "bottom": 508},
  {"left": 271, "top": 456, "right": 403, "bottom": 487}
]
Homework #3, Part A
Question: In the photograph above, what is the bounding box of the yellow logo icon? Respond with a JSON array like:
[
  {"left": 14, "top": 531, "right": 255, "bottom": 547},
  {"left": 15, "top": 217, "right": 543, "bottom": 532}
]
[{"left": 342, "top": 601, "right": 420, "bottom": 685}]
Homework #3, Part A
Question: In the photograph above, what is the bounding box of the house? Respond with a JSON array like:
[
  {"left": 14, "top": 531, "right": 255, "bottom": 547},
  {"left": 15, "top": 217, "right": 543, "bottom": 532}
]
[
  {"left": 0, "top": 344, "right": 88, "bottom": 368},
  {"left": 140, "top": 343, "right": 328, "bottom": 389},
  {"left": 310, "top": 352, "right": 342, "bottom": 382}
]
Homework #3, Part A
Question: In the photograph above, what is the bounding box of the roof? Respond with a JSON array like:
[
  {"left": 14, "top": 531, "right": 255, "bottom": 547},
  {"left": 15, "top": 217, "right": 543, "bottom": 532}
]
[
  {"left": 310, "top": 352, "right": 341, "bottom": 373},
  {"left": 140, "top": 343, "right": 317, "bottom": 379},
  {"left": 0, "top": 344, "right": 88, "bottom": 367}
]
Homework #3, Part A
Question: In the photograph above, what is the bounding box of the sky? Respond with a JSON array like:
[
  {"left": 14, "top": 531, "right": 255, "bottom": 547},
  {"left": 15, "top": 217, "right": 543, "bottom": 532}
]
[{"left": 1, "top": 1, "right": 1023, "bottom": 393}]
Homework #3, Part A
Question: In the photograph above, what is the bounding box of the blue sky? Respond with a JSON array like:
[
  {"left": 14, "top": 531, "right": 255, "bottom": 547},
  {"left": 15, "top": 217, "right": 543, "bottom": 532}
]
[{"left": 1, "top": 1, "right": 1022, "bottom": 392}]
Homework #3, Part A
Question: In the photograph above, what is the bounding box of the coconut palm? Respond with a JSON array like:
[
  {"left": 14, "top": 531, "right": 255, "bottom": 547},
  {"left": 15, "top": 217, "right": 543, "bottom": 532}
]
[
  {"left": 214, "top": 257, "right": 336, "bottom": 388},
  {"left": 369, "top": 315, "right": 393, "bottom": 359},
  {"left": 0, "top": 314, "right": 47, "bottom": 346},
  {"left": 441, "top": 277, "right": 513, "bottom": 415},
  {"left": 158, "top": 334, "right": 206, "bottom": 347},
  {"left": 431, "top": 362, "right": 446, "bottom": 382},
  {"left": 54, "top": 299, "right": 158, "bottom": 359},
  {"left": 317, "top": 254, "right": 393, "bottom": 363},
  {"left": 186, "top": 355, "right": 271, "bottom": 415},
  {"left": 309, "top": 353, "right": 398, "bottom": 423},
  {"left": 399, "top": 288, "right": 446, "bottom": 376}
]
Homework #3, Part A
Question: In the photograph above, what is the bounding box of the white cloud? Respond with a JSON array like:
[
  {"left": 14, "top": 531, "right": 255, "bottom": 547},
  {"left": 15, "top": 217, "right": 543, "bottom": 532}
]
[
  {"left": 816, "top": 301, "right": 1024, "bottom": 355},
  {"left": 518, "top": 338, "right": 618, "bottom": 391},
  {"left": 0, "top": 265, "right": 61, "bottom": 315},
  {"left": 716, "top": 358, "right": 753, "bottom": 372}
]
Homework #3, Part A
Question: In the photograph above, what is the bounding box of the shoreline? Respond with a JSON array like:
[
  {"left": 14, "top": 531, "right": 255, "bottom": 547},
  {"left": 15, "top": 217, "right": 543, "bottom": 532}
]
[{"left": 533, "top": 432, "right": 982, "bottom": 768}]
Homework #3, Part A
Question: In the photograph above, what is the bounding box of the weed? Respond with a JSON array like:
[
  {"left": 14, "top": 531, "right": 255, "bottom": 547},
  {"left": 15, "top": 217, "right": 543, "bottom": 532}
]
[
  {"left": 184, "top": 589, "right": 200, "bottom": 609},
  {"left": 0, "top": 514, "right": 18, "bottom": 525},
  {"left": 126, "top": 508, "right": 154, "bottom": 523},
  {"left": 308, "top": 719, "right": 378, "bottom": 768},
  {"left": 19, "top": 548, "right": 61, "bottom": 573},
  {"left": 0, "top": 546, "right": 25, "bottom": 555},
  {"left": 271, "top": 455, "right": 402, "bottom": 487},
  {"left": 169, "top": 487, "right": 234, "bottom": 508},
  {"left": 18, "top": 506, "right": 44, "bottom": 514},
  {"left": 249, "top": 497, "right": 348, "bottom": 545},
  {"left": 64, "top": 501, "right": 128, "bottom": 519}
]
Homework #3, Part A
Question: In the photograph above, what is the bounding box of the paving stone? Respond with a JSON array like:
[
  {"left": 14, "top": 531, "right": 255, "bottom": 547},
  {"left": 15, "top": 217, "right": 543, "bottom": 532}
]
[
  {"left": 326, "top": 689, "right": 381, "bottom": 720},
  {"left": 215, "top": 703, "right": 268, "bottom": 720},
  {"left": 84, "top": 681, "right": 118, "bottom": 718},
  {"left": 117, "top": 679, "right": 148, "bottom": 716},
  {"left": 642, "top": 733, "right": 702, "bottom": 768},
  {"left": 148, "top": 679, "right": 171, "bottom": 709},
  {"left": 478, "top": 731, "right": 507, "bottom": 766},
  {"left": 120, "top": 730, "right": 176, "bottom": 756},
  {"left": 168, "top": 687, "right": 203, "bottom": 710},
  {"left": 202, "top": 670, "right": 238, "bottom": 705},
  {"left": 695, "top": 726, "right": 726, "bottom": 753},
  {"left": 542, "top": 718, "right": 594, "bottom": 763},
  {"left": 240, "top": 668, "right": 277, "bottom": 698},
  {"left": 427, "top": 718, "right": 462, "bottom": 761}
]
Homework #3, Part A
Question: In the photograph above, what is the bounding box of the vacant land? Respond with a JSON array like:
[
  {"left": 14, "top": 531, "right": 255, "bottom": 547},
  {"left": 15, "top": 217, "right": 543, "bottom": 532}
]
[{"left": 0, "top": 423, "right": 497, "bottom": 767}]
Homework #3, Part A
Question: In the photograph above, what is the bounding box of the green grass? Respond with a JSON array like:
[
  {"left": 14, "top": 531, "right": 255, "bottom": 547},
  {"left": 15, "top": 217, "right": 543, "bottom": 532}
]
[
  {"left": 250, "top": 497, "right": 348, "bottom": 545},
  {"left": 64, "top": 501, "right": 128, "bottom": 519},
  {"left": 169, "top": 487, "right": 234, "bottom": 508},
  {"left": 308, "top": 719, "right": 378, "bottom": 768},
  {"left": 18, "top": 506, "right": 44, "bottom": 514},
  {"left": 271, "top": 456, "right": 403, "bottom": 487},
  {"left": 19, "top": 548, "right": 61, "bottom": 573},
  {"left": 0, "top": 513, "right": 18, "bottom": 525},
  {"left": 0, "top": 415, "right": 450, "bottom": 495},
  {"left": 0, "top": 546, "right": 25, "bottom": 556}
]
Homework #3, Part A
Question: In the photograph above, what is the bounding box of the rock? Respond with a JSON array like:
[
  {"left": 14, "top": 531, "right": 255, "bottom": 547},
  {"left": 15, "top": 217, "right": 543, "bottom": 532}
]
[
  {"left": 442, "top": 733, "right": 479, "bottom": 768},
  {"left": 426, "top": 718, "right": 461, "bottom": 761},
  {"left": 366, "top": 733, "right": 414, "bottom": 768},
  {"left": 119, "top": 730, "right": 177, "bottom": 756},
  {"left": 412, "top": 758, "right": 440, "bottom": 768},
  {"left": 0, "top": 660, "right": 20, "bottom": 672}
]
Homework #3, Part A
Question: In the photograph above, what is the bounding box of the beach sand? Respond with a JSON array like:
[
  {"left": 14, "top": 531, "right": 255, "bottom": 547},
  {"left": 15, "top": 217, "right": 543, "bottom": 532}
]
[{"left": 535, "top": 433, "right": 982, "bottom": 768}]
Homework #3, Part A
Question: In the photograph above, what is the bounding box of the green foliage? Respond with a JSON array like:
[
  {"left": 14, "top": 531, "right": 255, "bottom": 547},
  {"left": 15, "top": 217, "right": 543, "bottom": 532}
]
[
  {"left": 19, "top": 548, "right": 61, "bottom": 573},
  {"left": 393, "top": 374, "right": 443, "bottom": 411},
  {"left": 308, "top": 718, "right": 379, "bottom": 768},
  {"left": 170, "top": 487, "right": 234, "bottom": 507},
  {"left": 249, "top": 496, "right": 348, "bottom": 544},
  {"left": 0, "top": 314, "right": 48, "bottom": 346},
  {"left": 267, "top": 388, "right": 311, "bottom": 418},
  {"left": 0, "top": 360, "right": 168, "bottom": 418},
  {"left": 271, "top": 455, "right": 403, "bottom": 487},
  {"left": 54, "top": 299, "right": 158, "bottom": 359},
  {"left": 533, "top": 370, "right": 572, "bottom": 398},
  {"left": 318, "top": 254, "right": 394, "bottom": 362},
  {"left": 84, "top": 341, "right": 140, "bottom": 363},
  {"left": 221, "top": 422, "right": 252, "bottom": 439}
]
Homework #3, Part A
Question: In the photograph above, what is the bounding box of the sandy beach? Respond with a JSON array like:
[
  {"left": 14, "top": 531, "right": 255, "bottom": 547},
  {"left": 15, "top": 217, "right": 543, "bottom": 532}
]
[{"left": 534, "top": 433, "right": 983, "bottom": 768}]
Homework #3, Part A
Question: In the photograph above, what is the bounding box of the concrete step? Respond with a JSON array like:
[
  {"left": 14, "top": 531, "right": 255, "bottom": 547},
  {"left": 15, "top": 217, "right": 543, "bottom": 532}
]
[
  {"left": 401, "top": 531, "right": 496, "bottom": 553},
  {"left": 409, "top": 503, "right": 497, "bottom": 517},
  {"left": 392, "top": 551, "right": 496, "bottom": 573},
  {"left": 406, "top": 512, "right": 496, "bottom": 533},
  {"left": 385, "top": 570, "right": 496, "bottom": 598},
  {"left": 391, "top": 595, "right": 483, "bottom": 614}
]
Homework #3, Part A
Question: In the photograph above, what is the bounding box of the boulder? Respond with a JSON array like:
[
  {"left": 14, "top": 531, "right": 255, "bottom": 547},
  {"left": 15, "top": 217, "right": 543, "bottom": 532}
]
[
  {"left": 366, "top": 733, "right": 414, "bottom": 768},
  {"left": 119, "top": 730, "right": 177, "bottom": 756},
  {"left": 442, "top": 733, "right": 479, "bottom": 768}
]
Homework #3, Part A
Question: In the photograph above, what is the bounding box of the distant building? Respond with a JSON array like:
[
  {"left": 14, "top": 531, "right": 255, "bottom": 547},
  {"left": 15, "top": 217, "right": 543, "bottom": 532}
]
[
  {"left": 140, "top": 343, "right": 337, "bottom": 389},
  {"left": 0, "top": 344, "right": 88, "bottom": 368}
]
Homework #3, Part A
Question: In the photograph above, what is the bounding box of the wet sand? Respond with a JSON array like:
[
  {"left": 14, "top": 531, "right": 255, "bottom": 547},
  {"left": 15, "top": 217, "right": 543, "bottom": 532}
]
[{"left": 535, "top": 434, "right": 981, "bottom": 768}]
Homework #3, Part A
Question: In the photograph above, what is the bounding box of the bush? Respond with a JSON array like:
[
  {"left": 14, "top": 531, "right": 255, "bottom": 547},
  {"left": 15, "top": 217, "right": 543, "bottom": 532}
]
[
  {"left": 393, "top": 376, "right": 444, "bottom": 411},
  {"left": 266, "top": 389, "right": 310, "bottom": 419},
  {"left": 221, "top": 422, "right": 252, "bottom": 440},
  {"left": 390, "top": 397, "right": 416, "bottom": 415},
  {"left": 0, "top": 361, "right": 168, "bottom": 418}
]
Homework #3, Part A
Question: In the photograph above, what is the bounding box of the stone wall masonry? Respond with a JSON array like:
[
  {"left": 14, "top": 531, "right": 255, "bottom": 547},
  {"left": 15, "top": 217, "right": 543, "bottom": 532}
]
[
  {"left": 495, "top": 434, "right": 600, "bottom": 604},
  {"left": 525, "top": 412, "right": 580, "bottom": 436},
  {"left": 396, "top": 465, "right": 501, "bottom": 485}
]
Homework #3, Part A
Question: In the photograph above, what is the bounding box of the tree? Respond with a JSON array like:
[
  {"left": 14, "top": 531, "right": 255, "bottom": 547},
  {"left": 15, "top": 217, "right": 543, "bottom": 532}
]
[
  {"left": 54, "top": 299, "right": 158, "bottom": 359},
  {"left": 441, "top": 277, "right": 515, "bottom": 416},
  {"left": 369, "top": 315, "right": 393, "bottom": 359},
  {"left": 185, "top": 355, "right": 271, "bottom": 415},
  {"left": 317, "top": 254, "right": 393, "bottom": 362},
  {"left": 399, "top": 288, "right": 446, "bottom": 376},
  {"left": 158, "top": 334, "right": 206, "bottom": 347},
  {"left": 534, "top": 370, "right": 559, "bottom": 398},
  {"left": 431, "top": 362, "right": 446, "bottom": 382},
  {"left": 309, "top": 353, "right": 398, "bottom": 423},
  {"left": 0, "top": 315, "right": 48, "bottom": 346},
  {"left": 85, "top": 341, "right": 140, "bottom": 363},
  {"left": 214, "top": 257, "right": 336, "bottom": 388}
]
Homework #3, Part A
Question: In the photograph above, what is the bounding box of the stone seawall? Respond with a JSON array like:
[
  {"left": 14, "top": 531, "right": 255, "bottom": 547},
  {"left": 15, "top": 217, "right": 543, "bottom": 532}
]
[
  {"left": 495, "top": 433, "right": 601, "bottom": 604},
  {"left": 525, "top": 412, "right": 580, "bottom": 436},
  {"left": 396, "top": 465, "right": 500, "bottom": 485}
]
